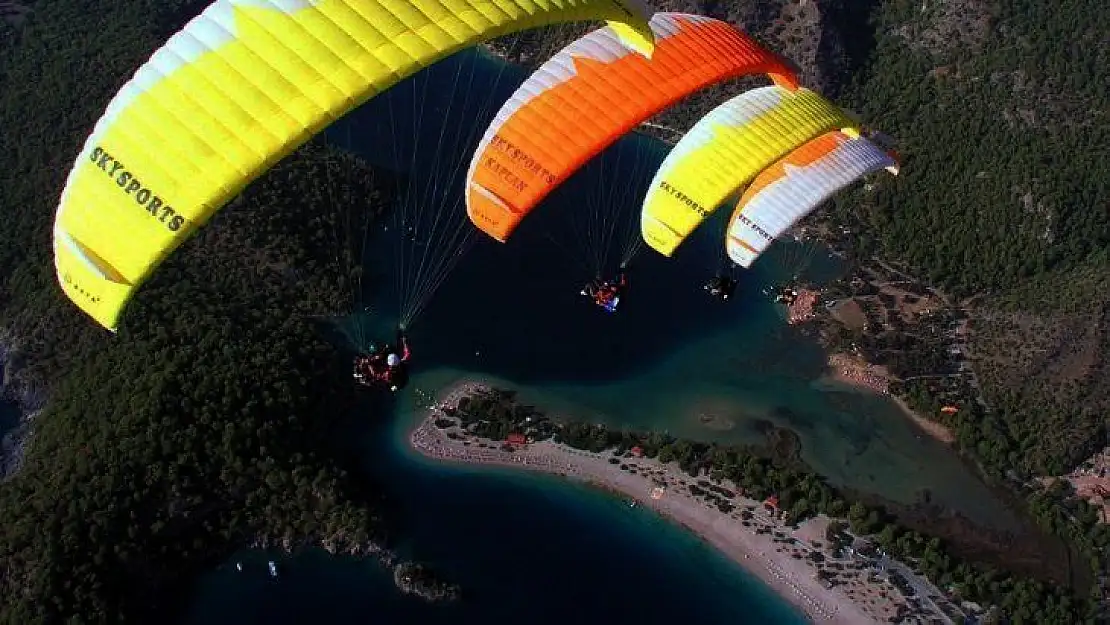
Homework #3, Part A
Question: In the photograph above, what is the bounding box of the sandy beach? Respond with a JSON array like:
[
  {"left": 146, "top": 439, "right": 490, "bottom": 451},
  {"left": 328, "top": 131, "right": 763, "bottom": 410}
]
[{"left": 409, "top": 382, "right": 947, "bottom": 625}]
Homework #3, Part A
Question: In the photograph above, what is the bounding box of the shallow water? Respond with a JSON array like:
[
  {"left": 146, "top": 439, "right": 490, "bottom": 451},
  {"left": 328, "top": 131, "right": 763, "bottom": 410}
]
[{"left": 403, "top": 356, "right": 1018, "bottom": 533}]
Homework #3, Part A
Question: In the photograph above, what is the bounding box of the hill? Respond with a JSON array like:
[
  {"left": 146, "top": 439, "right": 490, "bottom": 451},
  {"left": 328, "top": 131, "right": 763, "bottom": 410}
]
[
  {"left": 824, "top": 0, "right": 1108, "bottom": 481},
  {"left": 0, "top": 2, "right": 401, "bottom": 622}
]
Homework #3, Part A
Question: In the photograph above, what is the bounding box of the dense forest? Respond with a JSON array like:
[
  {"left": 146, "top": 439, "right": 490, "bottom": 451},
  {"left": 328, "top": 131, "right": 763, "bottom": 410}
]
[
  {"left": 0, "top": 1, "right": 395, "bottom": 623},
  {"left": 834, "top": 0, "right": 1109, "bottom": 293}
]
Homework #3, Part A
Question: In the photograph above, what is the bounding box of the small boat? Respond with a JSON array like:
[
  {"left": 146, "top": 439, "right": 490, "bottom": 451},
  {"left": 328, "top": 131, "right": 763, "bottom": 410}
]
[
  {"left": 235, "top": 562, "right": 243, "bottom": 572},
  {"left": 267, "top": 561, "right": 279, "bottom": 578}
]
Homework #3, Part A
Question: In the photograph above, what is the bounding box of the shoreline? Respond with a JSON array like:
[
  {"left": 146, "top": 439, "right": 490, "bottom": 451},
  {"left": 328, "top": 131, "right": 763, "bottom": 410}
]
[
  {"left": 823, "top": 352, "right": 956, "bottom": 445},
  {"left": 408, "top": 382, "right": 930, "bottom": 625}
]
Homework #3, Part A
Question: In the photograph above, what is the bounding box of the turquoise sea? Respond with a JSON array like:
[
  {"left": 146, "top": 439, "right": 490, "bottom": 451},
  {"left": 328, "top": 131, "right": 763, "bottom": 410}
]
[{"left": 185, "top": 48, "right": 1018, "bottom": 624}]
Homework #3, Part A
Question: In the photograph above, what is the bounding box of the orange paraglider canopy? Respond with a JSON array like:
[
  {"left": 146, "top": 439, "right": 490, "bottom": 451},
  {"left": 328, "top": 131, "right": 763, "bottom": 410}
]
[{"left": 466, "top": 12, "right": 798, "bottom": 243}]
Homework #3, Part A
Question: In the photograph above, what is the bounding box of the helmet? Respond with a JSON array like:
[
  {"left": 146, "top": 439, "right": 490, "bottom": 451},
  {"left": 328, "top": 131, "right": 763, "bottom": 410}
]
[{"left": 386, "top": 353, "right": 401, "bottom": 367}]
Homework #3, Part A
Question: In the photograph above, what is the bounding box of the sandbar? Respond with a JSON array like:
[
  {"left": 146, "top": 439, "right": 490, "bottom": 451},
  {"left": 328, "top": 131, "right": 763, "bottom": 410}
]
[{"left": 408, "top": 381, "right": 932, "bottom": 624}]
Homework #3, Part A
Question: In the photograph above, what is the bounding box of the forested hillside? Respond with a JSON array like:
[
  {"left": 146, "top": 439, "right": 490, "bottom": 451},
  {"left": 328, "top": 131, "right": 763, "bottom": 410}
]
[
  {"left": 835, "top": 0, "right": 1108, "bottom": 294},
  {"left": 0, "top": 1, "right": 394, "bottom": 623},
  {"left": 828, "top": 0, "right": 1108, "bottom": 479},
  {"left": 803, "top": 2, "right": 1109, "bottom": 613}
]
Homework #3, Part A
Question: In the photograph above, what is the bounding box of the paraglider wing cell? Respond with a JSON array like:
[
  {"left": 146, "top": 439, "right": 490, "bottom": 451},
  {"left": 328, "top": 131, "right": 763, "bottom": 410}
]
[{"left": 52, "top": 0, "right": 656, "bottom": 331}]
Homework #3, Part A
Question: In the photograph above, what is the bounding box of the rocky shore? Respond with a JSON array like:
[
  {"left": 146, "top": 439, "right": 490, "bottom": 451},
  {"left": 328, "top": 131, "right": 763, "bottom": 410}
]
[
  {"left": 249, "top": 519, "right": 460, "bottom": 602},
  {"left": 394, "top": 562, "right": 462, "bottom": 603}
]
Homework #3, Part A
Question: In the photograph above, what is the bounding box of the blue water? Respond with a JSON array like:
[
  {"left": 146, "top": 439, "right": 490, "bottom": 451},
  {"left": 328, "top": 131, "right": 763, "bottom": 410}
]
[
  {"left": 185, "top": 411, "right": 807, "bottom": 624},
  {"left": 185, "top": 47, "right": 1018, "bottom": 623}
]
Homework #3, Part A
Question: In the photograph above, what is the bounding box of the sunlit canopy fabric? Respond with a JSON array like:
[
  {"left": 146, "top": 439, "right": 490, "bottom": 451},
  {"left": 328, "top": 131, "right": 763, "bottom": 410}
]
[
  {"left": 53, "top": 0, "right": 656, "bottom": 331},
  {"left": 465, "top": 12, "right": 798, "bottom": 242},
  {"left": 726, "top": 131, "right": 900, "bottom": 268},
  {"left": 639, "top": 85, "right": 856, "bottom": 257}
]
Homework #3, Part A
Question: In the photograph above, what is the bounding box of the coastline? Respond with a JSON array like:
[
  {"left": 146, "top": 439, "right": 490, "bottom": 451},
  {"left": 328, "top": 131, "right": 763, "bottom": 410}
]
[
  {"left": 889, "top": 394, "right": 956, "bottom": 445},
  {"left": 823, "top": 352, "right": 956, "bottom": 445},
  {"left": 408, "top": 382, "right": 926, "bottom": 625}
]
